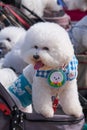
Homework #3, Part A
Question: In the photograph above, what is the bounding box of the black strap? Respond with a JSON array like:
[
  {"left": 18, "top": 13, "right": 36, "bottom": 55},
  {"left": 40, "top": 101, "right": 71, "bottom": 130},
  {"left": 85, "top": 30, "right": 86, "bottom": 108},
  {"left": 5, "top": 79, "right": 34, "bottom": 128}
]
[{"left": 22, "top": 4, "right": 45, "bottom": 22}]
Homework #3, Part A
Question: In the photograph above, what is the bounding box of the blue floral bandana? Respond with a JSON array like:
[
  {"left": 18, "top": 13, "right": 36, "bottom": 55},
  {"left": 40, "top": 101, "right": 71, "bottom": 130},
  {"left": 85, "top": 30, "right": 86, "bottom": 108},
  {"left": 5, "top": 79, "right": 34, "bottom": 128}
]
[{"left": 8, "top": 74, "right": 32, "bottom": 107}]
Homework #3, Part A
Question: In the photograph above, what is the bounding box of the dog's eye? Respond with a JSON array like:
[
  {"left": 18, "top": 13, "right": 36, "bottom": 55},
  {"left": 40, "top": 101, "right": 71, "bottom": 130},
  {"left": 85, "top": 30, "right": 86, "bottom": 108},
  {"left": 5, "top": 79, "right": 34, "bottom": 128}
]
[
  {"left": 34, "top": 45, "right": 38, "bottom": 49},
  {"left": 6, "top": 38, "right": 11, "bottom": 42},
  {"left": 42, "top": 47, "right": 49, "bottom": 51}
]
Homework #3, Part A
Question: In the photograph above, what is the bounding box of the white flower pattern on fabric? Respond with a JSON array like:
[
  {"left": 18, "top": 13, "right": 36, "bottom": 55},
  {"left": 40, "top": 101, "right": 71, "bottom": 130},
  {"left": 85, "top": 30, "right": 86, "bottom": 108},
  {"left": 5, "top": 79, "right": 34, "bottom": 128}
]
[{"left": 8, "top": 74, "right": 32, "bottom": 107}]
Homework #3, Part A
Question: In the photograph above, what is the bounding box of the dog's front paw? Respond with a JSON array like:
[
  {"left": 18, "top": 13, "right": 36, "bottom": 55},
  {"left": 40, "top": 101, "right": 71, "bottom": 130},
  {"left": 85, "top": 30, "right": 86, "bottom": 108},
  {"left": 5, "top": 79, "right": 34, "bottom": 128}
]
[
  {"left": 62, "top": 105, "right": 83, "bottom": 118},
  {"left": 41, "top": 108, "right": 54, "bottom": 118},
  {"left": 72, "top": 106, "right": 83, "bottom": 118}
]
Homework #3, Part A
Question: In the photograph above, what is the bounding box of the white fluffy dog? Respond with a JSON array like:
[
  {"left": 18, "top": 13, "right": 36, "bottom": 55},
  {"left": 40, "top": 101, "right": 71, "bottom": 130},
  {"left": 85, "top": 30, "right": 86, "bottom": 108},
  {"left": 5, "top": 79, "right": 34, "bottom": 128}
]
[
  {"left": 19, "top": 22, "right": 82, "bottom": 118},
  {"left": 0, "top": 26, "right": 27, "bottom": 74},
  {"left": 1, "top": 33, "right": 27, "bottom": 74},
  {"left": 0, "top": 26, "right": 26, "bottom": 57},
  {"left": 64, "top": 0, "right": 87, "bottom": 11},
  {"left": 21, "top": 0, "right": 62, "bottom": 18}
]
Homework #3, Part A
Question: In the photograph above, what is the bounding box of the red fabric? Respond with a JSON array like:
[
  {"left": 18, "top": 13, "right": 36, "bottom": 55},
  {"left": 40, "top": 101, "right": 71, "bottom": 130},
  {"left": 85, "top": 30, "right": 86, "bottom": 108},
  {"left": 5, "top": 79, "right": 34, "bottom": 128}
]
[
  {"left": 53, "top": 98, "right": 58, "bottom": 112},
  {"left": 0, "top": 103, "right": 11, "bottom": 115},
  {"left": 0, "top": 2, "right": 30, "bottom": 29},
  {"left": 65, "top": 10, "right": 87, "bottom": 21}
]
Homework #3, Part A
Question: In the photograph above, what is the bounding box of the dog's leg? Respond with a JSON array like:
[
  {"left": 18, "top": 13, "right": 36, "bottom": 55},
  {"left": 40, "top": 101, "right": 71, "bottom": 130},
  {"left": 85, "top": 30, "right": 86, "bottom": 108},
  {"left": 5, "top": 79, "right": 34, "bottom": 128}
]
[
  {"left": 32, "top": 79, "right": 54, "bottom": 117},
  {"left": 59, "top": 80, "right": 83, "bottom": 117}
]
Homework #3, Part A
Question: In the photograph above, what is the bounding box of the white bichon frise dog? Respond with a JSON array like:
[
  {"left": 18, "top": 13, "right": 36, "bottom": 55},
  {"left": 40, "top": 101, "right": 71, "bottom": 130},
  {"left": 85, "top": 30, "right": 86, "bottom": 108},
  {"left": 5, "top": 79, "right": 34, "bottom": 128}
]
[
  {"left": 21, "top": 0, "right": 62, "bottom": 18},
  {"left": 19, "top": 22, "right": 82, "bottom": 118},
  {"left": 1, "top": 34, "right": 27, "bottom": 74},
  {"left": 0, "top": 26, "right": 26, "bottom": 57},
  {"left": 0, "top": 26, "right": 27, "bottom": 74}
]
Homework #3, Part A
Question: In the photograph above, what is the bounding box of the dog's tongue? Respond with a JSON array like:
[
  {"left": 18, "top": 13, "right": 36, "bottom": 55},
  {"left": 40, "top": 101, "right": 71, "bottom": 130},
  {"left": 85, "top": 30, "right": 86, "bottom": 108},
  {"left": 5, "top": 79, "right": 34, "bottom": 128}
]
[{"left": 34, "top": 61, "right": 44, "bottom": 70}]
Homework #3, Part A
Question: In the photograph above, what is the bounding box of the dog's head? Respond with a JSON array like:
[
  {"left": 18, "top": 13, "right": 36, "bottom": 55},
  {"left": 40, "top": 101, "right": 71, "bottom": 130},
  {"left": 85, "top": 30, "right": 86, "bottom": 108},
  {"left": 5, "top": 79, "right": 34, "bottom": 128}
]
[
  {"left": 0, "top": 26, "right": 26, "bottom": 57},
  {"left": 20, "top": 22, "right": 74, "bottom": 70}
]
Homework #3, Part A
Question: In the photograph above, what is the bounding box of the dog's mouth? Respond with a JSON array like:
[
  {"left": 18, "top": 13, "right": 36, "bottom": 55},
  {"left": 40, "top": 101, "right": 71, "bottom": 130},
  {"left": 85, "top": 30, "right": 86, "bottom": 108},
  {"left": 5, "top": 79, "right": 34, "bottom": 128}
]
[{"left": 34, "top": 61, "right": 44, "bottom": 70}]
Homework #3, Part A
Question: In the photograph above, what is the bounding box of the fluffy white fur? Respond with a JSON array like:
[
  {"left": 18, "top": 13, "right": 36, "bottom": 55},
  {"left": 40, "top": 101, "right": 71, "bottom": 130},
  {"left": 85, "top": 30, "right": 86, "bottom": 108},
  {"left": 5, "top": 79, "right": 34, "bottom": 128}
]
[
  {"left": 1, "top": 49, "right": 27, "bottom": 74},
  {"left": 21, "top": 0, "right": 62, "bottom": 18},
  {"left": 0, "top": 68, "right": 17, "bottom": 87},
  {"left": 68, "top": 16, "right": 87, "bottom": 54},
  {"left": 1, "top": 36, "right": 27, "bottom": 74},
  {"left": 0, "top": 26, "right": 26, "bottom": 56},
  {"left": 64, "top": 0, "right": 87, "bottom": 11},
  {"left": 20, "top": 22, "right": 82, "bottom": 118},
  {"left": 0, "top": 26, "right": 27, "bottom": 74}
]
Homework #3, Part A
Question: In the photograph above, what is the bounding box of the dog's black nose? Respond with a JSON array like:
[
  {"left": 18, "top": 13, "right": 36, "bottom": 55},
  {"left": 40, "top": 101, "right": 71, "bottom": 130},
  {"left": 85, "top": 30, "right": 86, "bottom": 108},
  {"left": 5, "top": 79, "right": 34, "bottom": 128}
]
[{"left": 33, "top": 55, "right": 40, "bottom": 60}]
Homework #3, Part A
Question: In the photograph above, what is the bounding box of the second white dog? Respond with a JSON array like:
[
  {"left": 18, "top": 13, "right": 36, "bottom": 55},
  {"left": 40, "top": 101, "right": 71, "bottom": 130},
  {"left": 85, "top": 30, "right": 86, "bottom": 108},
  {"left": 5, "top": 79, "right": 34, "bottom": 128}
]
[
  {"left": 0, "top": 26, "right": 26, "bottom": 57},
  {"left": 0, "top": 26, "right": 27, "bottom": 74}
]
